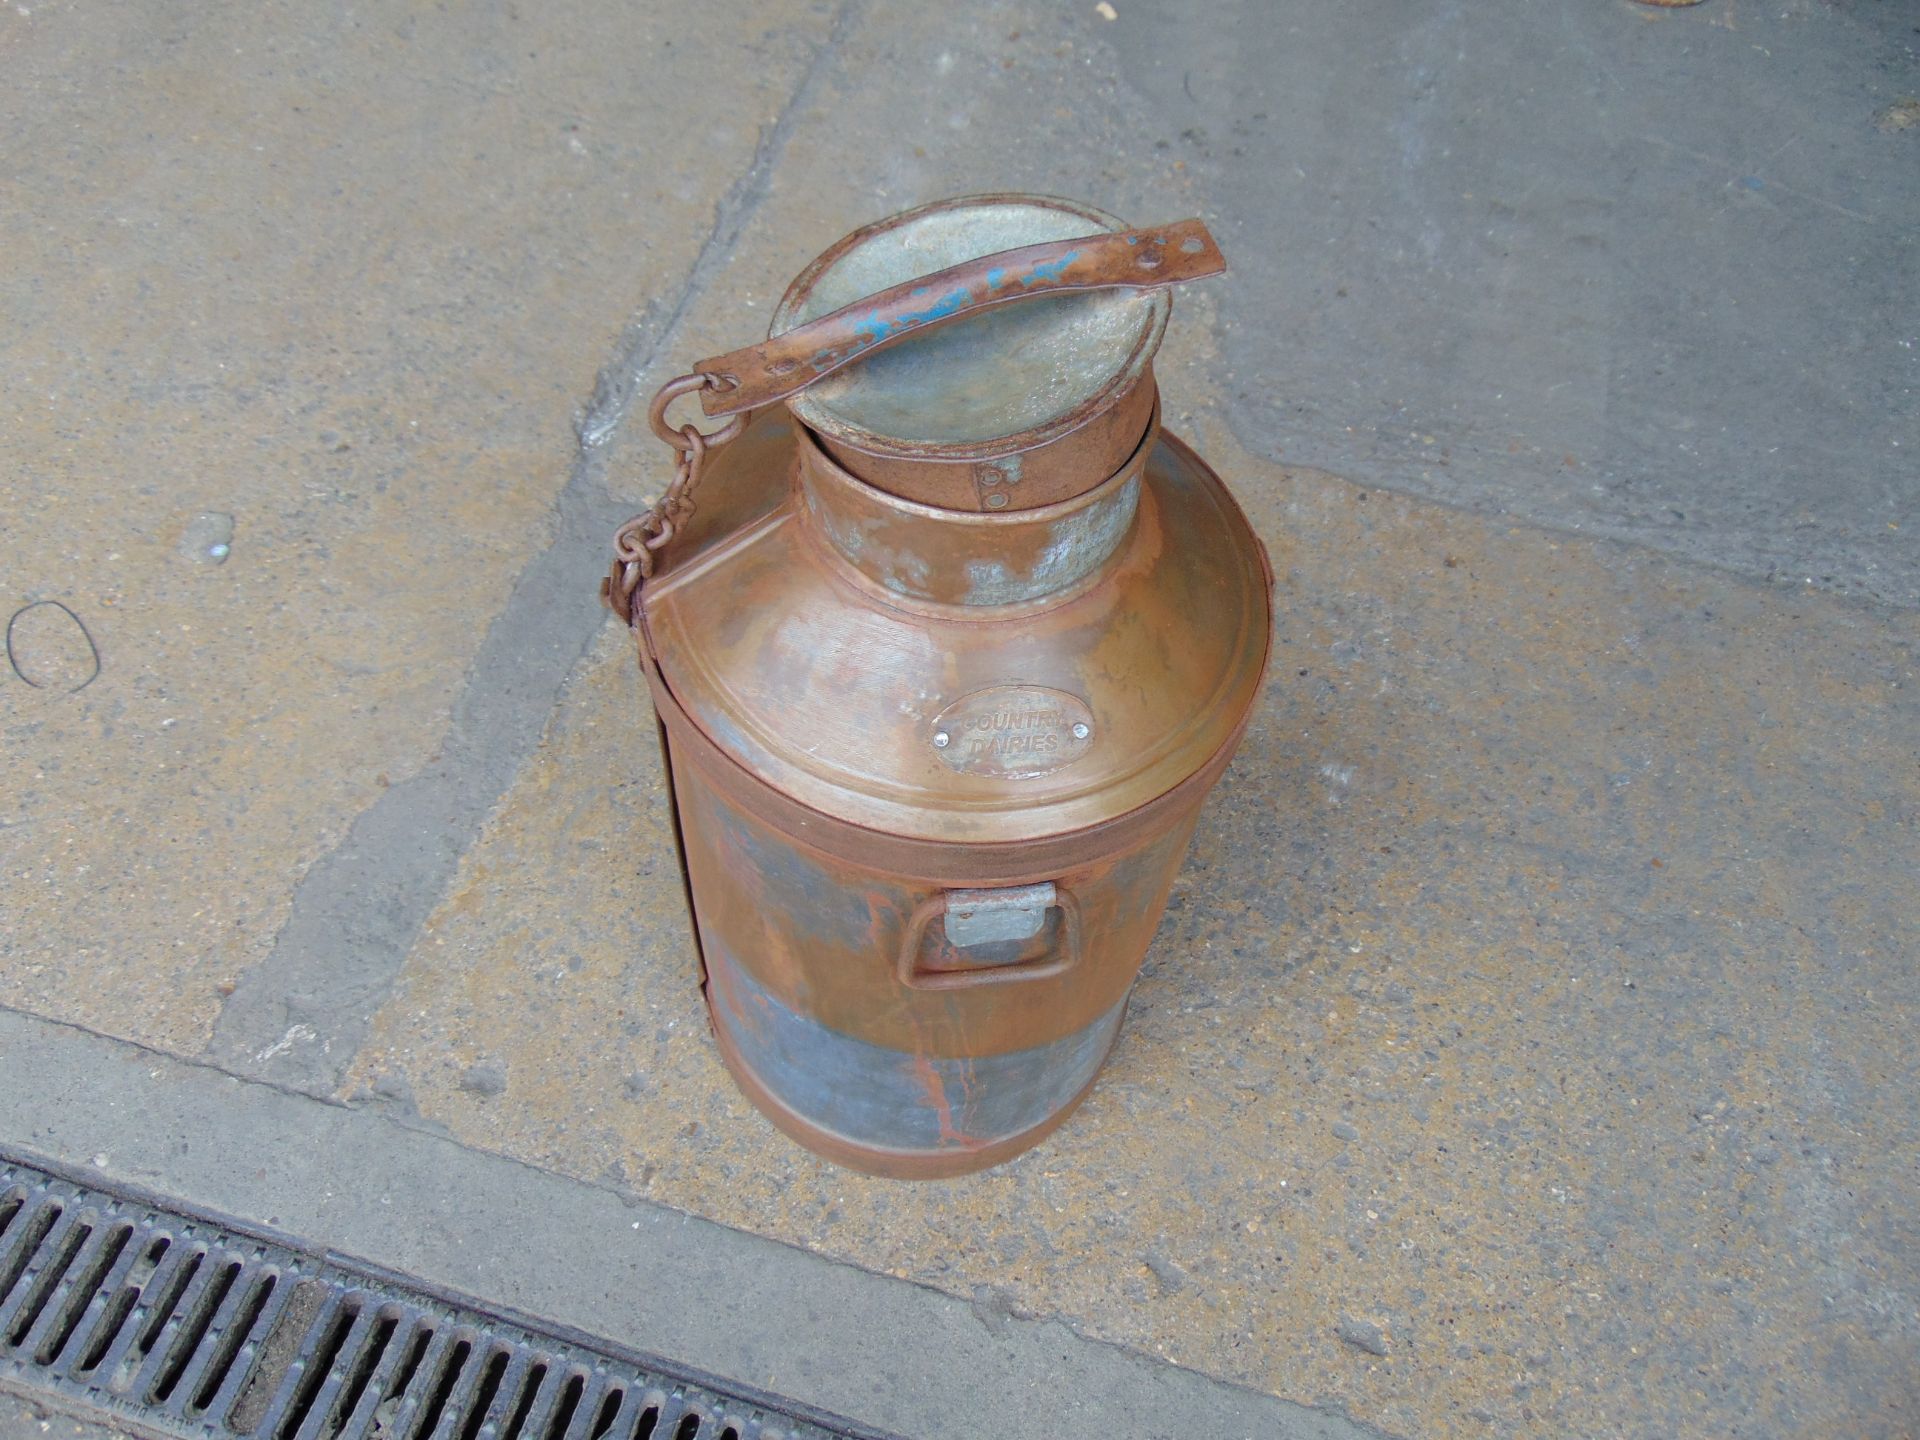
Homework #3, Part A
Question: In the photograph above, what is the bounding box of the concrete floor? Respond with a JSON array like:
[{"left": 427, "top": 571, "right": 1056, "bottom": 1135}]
[
  {"left": 3, "top": 2, "right": 1915, "bottom": 1438},
  {"left": 0, "top": 1392, "right": 132, "bottom": 1440}
]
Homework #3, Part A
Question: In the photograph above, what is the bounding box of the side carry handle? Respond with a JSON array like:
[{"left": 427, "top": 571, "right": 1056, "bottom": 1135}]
[{"left": 896, "top": 881, "right": 1083, "bottom": 992}]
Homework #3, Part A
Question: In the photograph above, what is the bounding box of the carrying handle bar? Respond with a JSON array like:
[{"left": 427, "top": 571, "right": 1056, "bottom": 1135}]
[{"left": 692, "top": 218, "right": 1226, "bottom": 417}]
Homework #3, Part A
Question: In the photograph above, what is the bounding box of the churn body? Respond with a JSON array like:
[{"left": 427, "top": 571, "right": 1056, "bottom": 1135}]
[{"left": 632, "top": 197, "right": 1272, "bottom": 1177}]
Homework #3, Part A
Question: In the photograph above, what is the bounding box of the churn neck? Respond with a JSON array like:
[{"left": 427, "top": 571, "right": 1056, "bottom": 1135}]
[
  {"left": 794, "top": 400, "right": 1157, "bottom": 610},
  {"left": 770, "top": 195, "right": 1171, "bottom": 513}
]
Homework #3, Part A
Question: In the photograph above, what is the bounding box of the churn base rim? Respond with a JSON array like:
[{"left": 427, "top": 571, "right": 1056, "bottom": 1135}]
[{"left": 707, "top": 999, "right": 1125, "bottom": 1180}]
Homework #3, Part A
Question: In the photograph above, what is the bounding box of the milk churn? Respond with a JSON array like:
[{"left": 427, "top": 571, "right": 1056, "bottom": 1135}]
[{"left": 603, "top": 195, "right": 1272, "bottom": 1177}]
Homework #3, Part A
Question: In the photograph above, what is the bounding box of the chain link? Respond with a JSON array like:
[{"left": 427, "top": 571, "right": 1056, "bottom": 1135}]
[{"left": 602, "top": 374, "right": 750, "bottom": 625}]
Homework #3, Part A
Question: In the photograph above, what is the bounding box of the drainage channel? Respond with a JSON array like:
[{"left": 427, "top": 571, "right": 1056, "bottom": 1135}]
[{"left": 0, "top": 1149, "right": 895, "bottom": 1440}]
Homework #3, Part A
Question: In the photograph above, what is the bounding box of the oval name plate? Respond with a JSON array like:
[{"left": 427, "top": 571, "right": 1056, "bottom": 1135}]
[{"left": 930, "top": 685, "right": 1094, "bottom": 779}]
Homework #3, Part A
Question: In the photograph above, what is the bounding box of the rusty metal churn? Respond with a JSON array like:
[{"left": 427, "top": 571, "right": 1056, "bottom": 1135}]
[{"left": 602, "top": 195, "right": 1272, "bottom": 1177}]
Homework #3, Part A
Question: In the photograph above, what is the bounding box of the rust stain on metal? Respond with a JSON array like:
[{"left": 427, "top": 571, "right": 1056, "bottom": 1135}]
[{"left": 910, "top": 1056, "right": 983, "bottom": 1150}]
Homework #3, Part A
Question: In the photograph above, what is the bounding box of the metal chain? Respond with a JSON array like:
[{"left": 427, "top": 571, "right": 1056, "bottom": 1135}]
[{"left": 602, "top": 372, "right": 748, "bottom": 625}]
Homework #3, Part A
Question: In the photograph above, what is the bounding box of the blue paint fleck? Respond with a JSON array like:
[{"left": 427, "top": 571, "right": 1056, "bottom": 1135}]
[
  {"left": 904, "top": 286, "right": 972, "bottom": 325},
  {"left": 986, "top": 267, "right": 1006, "bottom": 290},
  {"left": 1741, "top": 175, "right": 1765, "bottom": 191},
  {"left": 1020, "top": 249, "right": 1080, "bottom": 286},
  {"left": 849, "top": 285, "right": 974, "bottom": 350}
]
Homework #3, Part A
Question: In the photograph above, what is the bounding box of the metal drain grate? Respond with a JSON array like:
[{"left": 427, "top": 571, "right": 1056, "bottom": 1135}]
[{"left": 0, "top": 1150, "right": 892, "bottom": 1440}]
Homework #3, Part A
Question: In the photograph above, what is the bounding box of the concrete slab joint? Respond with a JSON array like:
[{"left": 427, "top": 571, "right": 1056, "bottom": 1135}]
[{"left": 204, "top": 0, "right": 864, "bottom": 1096}]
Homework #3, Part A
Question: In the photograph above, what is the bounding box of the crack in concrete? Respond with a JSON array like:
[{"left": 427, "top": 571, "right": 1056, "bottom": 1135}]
[{"left": 206, "top": 3, "right": 859, "bottom": 1096}]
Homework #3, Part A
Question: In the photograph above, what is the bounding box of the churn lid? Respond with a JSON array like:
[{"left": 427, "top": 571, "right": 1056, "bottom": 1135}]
[{"left": 769, "top": 195, "right": 1169, "bottom": 510}]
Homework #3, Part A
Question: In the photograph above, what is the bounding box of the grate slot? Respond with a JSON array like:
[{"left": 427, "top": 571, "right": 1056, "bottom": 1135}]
[
  {"left": 328, "top": 1304, "right": 403, "bottom": 1437},
  {"left": 282, "top": 1296, "right": 379, "bottom": 1440},
  {"left": 380, "top": 1322, "right": 457, "bottom": 1439},
  {"left": 443, "top": 1342, "right": 510, "bottom": 1440},
  {"left": 542, "top": 1368, "right": 590, "bottom": 1440},
  {"left": 270, "top": 1290, "right": 359, "bottom": 1440},
  {"left": 0, "top": 1153, "right": 879, "bottom": 1440},
  {"left": 152, "top": 1255, "right": 245, "bottom": 1406},
  {"left": 165, "top": 1261, "right": 272, "bottom": 1418},
  {"left": 0, "top": 1197, "right": 64, "bottom": 1313},
  {"left": 558, "top": 1372, "right": 617, "bottom": 1440},
  {"left": 502, "top": 1358, "right": 552, "bottom": 1440},
  {"left": 5, "top": 1207, "right": 93, "bottom": 1348},
  {"left": 32, "top": 1218, "right": 132, "bottom": 1366},
  {"left": 75, "top": 1230, "right": 172, "bottom": 1378},
  {"left": 0, "top": 1186, "right": 28, "bottom": 1243},
  {"left": 57, "top": 1220, "right": 147, "bottom": 1377},
  {"left": 116, "top": 1240, "right": 205, "bottom": 1394},
  {"left": 582, "top": 1382, "right": 626, "bottom": 1440},
  {"left": 195, "top": 1267, "right": 287, "bottom": 1422},
  {"left": 360, "top": 1318, "right": 435, "bottom": 1435},
  {"left": 227, "top": 1274, "right": 327, "bottom": 1434},
  {"left": 411, "top": 1331, "right": 476, "bottom": 1440},
  {"left": 322, "top": 1302, "right": 409, "bottom": 1440},
  {"left": 465, "top": 1346, "right": 534, "bottom": 1440},
  {"left": 630, "top": 1396, "right": 664, "bottom": 1440},
  {"left": 139, "top": 1249, "right": 234, "bottom": 1405}
]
